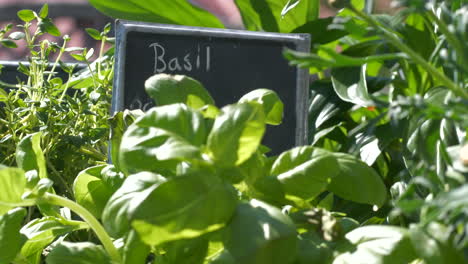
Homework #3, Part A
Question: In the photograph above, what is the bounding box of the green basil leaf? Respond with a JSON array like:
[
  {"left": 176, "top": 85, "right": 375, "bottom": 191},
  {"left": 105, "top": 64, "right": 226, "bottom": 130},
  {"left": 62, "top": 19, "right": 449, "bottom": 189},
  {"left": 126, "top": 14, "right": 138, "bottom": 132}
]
[
  {"left": 224, "top": 200, "right": 297, "bottom": 264},
  {"left": 0, "top": 208, "right": 27, "bottom": 264},
  {"left": 20, "top": 217, "right": 87, "bottom": 261},
  {"left": 119, "top": 104, "right": 206, "bottom": 175},
  {"left": 159, "top": 236, "right": 209, "bottom": 264},
  {"left": 73, "top": 165, "right": 114, "bottom": 219},
  {"left": 132, "top": 171, "right": 237, "bottom": 246},
  {"left": 145, "top": 74, "right": 214, "bottom": 109},
  {"left": 88, "top": 0, "right": 223, "bottom": 28},
  {"left": 0, "top": 168, "right": 26, "bottom": 215},
  {"left": 102, "top": 172, "right": 166, "bottom": 237},
  {"left": 334, "top": 226, "right": 418, "bottom": 264},
  {"left": 239, "top": 89, "right": 284, "bottom": 125},
  {"left": 46, "top": 241, "right": 111, "bottom": 264},
  {"left": 235, "top": 0, "right": 317, "bottom": 32},
  {"left": 328, "top": 153, "right": 387, "bottom": 207},
  {"left": 16, "top": 133, "right": 47, "bottom": 179},
  {"left": 207, "top": 103, "right": 266, "bottom": 167},
  {"left": 271, "top": 146, "right": 340, "bottom": 201},
  {"left": 122, "top": 230, "right": 151, "bottom": 264}
]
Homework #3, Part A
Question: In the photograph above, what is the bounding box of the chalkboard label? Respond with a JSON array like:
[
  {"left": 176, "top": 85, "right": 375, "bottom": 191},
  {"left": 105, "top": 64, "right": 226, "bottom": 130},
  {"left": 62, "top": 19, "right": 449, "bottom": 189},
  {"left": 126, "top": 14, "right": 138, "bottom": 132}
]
[{"left": 112, "top": 20, "right": 310, "bottom": 154}]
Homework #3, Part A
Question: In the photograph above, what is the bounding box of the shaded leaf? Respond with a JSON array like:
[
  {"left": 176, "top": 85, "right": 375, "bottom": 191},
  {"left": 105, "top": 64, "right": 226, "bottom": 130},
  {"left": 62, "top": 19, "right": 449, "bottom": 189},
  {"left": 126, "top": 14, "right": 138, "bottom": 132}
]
[
  {"left": 328, "top": 153, "right": 387, "bottom": 207},
  {"left": 224, "top": 200, "right": 297, "bottom": 264},
  {"left": 0, "top": 208, "right": 27, "bottom": 264},
  {"left": 46, "top": 242, "right": 111, "bottom": 264}
]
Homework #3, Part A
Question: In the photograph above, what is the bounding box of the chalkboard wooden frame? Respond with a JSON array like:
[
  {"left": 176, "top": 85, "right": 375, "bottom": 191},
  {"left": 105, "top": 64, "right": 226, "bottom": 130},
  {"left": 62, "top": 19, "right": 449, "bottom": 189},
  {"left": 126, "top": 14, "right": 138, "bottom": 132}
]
[{"left": 112, "top": 20, "right": 310, "bottom": 149}]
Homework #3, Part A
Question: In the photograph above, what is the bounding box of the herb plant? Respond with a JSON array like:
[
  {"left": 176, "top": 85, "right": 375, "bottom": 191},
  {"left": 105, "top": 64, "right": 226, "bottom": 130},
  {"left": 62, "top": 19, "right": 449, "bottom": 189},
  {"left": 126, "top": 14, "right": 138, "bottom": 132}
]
[
  {"left": 0, "top": 4, "right": 114, "bottom": 196},
  {"left": 0, "top": 73, "right": 388, "bottom": 263}
]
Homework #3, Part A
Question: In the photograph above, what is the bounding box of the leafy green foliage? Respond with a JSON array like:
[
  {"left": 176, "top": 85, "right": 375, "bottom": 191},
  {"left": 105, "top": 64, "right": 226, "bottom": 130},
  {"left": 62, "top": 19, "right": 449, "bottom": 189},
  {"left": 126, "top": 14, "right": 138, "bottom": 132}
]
[
  {"left": 0, "top": 6, "right": 113, "bottom": 196},
  {"left": 0, "top": 208, "right": 27, "bottom": 264},
  {"left": 0, "top": 167, "right": 26, "bottom": 215},
  {"left": 0, "top": 1, "right": 466, "bottom": 263},
  {"left": 207, "top": 103, "right": 266, "bottom": 167},
  {"left": 224, "top": 200, "right": 297, "bottom": 264},
  {"left": 88, "top": 0, "right": 223, "bottom": 28},
  {"left": 46, "top": 241, "right": 111, "bottom": 264}
]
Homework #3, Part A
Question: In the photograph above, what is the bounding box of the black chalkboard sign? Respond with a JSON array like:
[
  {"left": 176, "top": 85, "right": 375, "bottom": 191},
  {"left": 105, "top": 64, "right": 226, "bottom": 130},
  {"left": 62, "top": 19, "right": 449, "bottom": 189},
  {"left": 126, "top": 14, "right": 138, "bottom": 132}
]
[{"left": 112, "top": 20, "right": 310, "bottom": 154}]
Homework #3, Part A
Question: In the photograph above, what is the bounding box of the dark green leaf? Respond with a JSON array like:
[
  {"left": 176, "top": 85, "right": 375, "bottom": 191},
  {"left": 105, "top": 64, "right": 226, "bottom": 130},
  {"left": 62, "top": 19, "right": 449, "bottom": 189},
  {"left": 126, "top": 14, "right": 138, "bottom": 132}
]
[
  {"left": 224, "top": 200, "right": 297, "bottom": 264},
  {"left": 46, "top": 242, "right": 111, "bottom": 264},
  {"left": 328, "top": 152, "right": 387, "bottom": 207},
  {"left": 1, "top": 39, "right": 17, "bottom": 48},
  {"left": 38, "top": 18, "right": 61, "bottom": 36},
  {"left": 239, "top": 89, "right": 284, "bottom": 125},
  {"left": 161, "top": 237, "right": 209, "bottom": 264},
  {"left": 102, "top": 172, "right": 166, "bottom": 237},
  {"left": 235, "top": 0, "right": 316, "bottom": 32},
  {"left": 16, "top": 132, "right": 47, "bottom": 179},
  {"left": 132, "top": 171, "right": 237, "bottom": 246},
  {"left": 145, "top": 74, "right": 214, "bottom": 109},
  {"left": 73, "top": 165, "right": 114, "bottom": 219},
  {"left": 0, "top": 208, "right": 27, "bottom": 264},
  {"left": 207, "top": 103, "right": 266, "bottom": 167},
  {"left": 119, "top": 104, "right": 206, "bottom": 175},
  {"left": 271, "top": 146, "right": 340, "bottom": 201},
  {"left": 17, "top": 9, "right": 35, "bottom": 22},
  {"left": 292, "top": 17, "right": 348, "bottom": 44},
  {"left": 122, "top": 230, "right": 151, "bottom": 264}
]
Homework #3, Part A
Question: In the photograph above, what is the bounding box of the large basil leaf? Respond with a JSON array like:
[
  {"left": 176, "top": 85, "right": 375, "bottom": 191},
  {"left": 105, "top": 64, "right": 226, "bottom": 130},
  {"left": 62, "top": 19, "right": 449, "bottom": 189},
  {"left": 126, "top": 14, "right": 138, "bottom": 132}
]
[
  {"left": 0, "top": 208, "right": 27, "bottom": 264},
  {"left": 16, "top": 132, "right": 47, "bottom": 179},
  {"left": 89, "top": 0, "right": 223, "bottom": 28},
  {"left": 333, "top": 226, "right": 418, "bottom": 264},
  {"left": 119, "top": 104, "right": 206, "bottom": 175},
  {"left": 235, "top": 0, "right": 318, "bottom": 32},
  {"left": 145, "top": 74, "right": 214, "bottom": 109},
  {"left": 328, "top": 153, "right": 387, "bottom": 207},
  {"left": 122, "top": 230, "right": 150, "bottom": 264},
  {"left": 239, "top": 89, "right": 284, "bottom": 125},
  {"left": 158, "top": 236, "right": 209, "bottom": 264},
  {"left": 46, "top": 241, "right": 111, "bottom": 264},
  {"left": 132, "top": 172, "right": 237, "bottom": 246},
  {"left": 271, "top": 146, "right": 340, "bottom": 201},
  {"left": 73, "top": 165, "right": 114, "bottom": 219},
  {"left": 102, "top": 172, "right": 167, "bottom": 237},
  {"left": 224, "top": 200, "right": 297, "bottom": 264},
  {"left": 20, "top": 217, "right": 87, "bottom": 262},
  {"left": 207, "top": 103, "right": 266, "bottom": 167},
  {"left": 0, "top": 167, "right": 26, "bottom": 215}
]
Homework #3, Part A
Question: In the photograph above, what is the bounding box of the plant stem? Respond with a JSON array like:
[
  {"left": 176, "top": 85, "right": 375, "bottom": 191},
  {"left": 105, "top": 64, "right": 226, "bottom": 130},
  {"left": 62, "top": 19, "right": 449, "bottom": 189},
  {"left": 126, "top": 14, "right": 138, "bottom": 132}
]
[
  {"left": 47, "top": 37, "right": 69, "bottom": 82},
  {"left": 40, "top": 193, "right": 122, "bottom": 263},
  {"left": 349, "top": 6, "right": 468, "bottom": 99}
]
